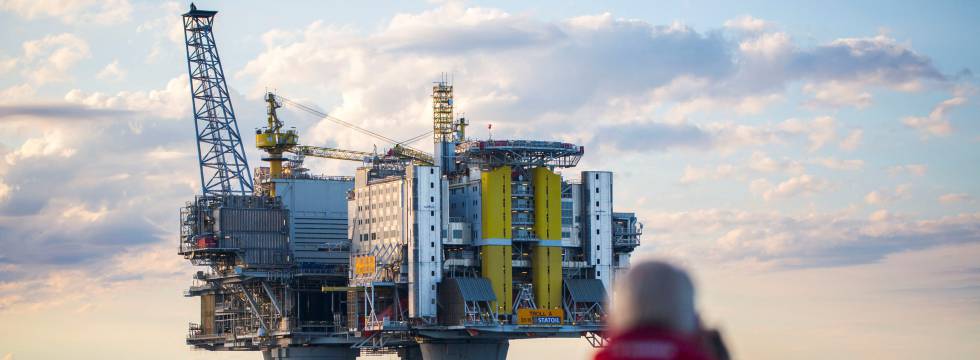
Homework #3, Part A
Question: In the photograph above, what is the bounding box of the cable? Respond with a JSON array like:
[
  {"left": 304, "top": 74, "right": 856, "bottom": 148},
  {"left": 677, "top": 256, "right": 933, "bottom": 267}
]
[
  {"left": 397, "top": 130, "right": 433, "bottom": 146},
  {"left": 277, "top": 95, "right": 434, "bottom": 156}
]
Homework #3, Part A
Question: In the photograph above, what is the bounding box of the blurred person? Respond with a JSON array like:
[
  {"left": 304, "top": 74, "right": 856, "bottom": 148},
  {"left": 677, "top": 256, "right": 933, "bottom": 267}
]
[{"left": 594, "top": 260, "right": 729, "bottom": 360}]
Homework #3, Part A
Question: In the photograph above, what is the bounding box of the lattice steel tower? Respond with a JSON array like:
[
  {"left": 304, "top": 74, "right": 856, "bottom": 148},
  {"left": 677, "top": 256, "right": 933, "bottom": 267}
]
[
  {"left": 432, "top": 75, "right": 454, "bottom": 143},
  {"left": 182, "top": 4, "right": 253, "bottom": 195}
]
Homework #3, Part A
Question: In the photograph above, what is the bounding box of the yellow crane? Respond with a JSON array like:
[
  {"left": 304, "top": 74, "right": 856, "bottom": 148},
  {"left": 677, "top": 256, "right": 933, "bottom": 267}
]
[{"left": 254, "top": 92, "right": 434, "bottom": 196}]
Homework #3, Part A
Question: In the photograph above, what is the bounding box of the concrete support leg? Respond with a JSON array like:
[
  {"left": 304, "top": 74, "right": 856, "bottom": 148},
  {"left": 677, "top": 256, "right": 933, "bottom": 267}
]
[
  {"left": 419, "top": 340, "right": 509, "bottom": 360},
  {"left": 398, "top": 345, "right": 424, "bottom": 360},
  {"left": 261, "top": 346, "right": 358, "bottom": 360}
]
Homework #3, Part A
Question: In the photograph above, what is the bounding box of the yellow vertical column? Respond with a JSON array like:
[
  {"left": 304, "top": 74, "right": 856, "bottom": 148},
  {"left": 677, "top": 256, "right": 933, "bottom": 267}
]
[
  {"left": 481, "top": 166, "right": 513, "bottom": 314},
  {"left": 531, "top": 167, "right": 563, "bottom": 309}
]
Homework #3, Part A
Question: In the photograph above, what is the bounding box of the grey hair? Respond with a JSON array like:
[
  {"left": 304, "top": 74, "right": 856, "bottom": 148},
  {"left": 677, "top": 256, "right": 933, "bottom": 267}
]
[{"left": 609, "top": 260, "right": 698, "bottom": 335}]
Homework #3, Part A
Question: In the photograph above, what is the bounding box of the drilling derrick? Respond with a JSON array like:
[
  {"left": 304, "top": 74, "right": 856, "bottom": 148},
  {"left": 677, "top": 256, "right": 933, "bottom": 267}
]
[
  {"left": 183, "top": 4, "right": 252, "bottom": 196},
  {"left": 432, "top": 77, "right": 456, "bottom": 173}
]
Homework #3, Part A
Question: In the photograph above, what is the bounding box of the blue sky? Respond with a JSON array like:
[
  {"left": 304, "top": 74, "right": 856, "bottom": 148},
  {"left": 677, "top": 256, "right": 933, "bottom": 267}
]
[{"left": 0, "top": 1, "right": 978, "bottom": 359}]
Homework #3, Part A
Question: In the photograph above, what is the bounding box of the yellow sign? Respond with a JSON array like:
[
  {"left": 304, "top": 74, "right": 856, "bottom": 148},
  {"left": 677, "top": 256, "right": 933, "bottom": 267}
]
[
  {"left": 516, "top": 308, "right": 564, "bottom": 325},
  {"left": 353, "top": 255, "right": 376, "bottom": 275}
]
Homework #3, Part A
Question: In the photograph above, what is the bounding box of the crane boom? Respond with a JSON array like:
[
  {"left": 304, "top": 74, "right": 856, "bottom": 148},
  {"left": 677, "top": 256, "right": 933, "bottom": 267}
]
[
  {"left": 289, "top": 145, "right": 375, "bottom": 163},
  {"left": 389, "top": 144, "right": 434, "bottom": 165},
  {"left": 182, "top": 5, "right": 253, "bottom": 195}
]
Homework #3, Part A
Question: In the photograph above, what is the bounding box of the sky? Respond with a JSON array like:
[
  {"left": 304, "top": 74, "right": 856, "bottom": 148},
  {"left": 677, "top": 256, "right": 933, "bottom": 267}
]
[{"left": 0, "top": 0, "right": 978, "bottom": 359}]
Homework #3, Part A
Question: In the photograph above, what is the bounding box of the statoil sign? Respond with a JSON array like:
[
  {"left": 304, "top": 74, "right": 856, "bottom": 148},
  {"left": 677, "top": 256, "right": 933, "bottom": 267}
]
[
  {"left": 353, "top": 255, "right": 376, "bottom": 275},
  {"left": 516, "top": 309, "right": 564, "bottom": 325}
]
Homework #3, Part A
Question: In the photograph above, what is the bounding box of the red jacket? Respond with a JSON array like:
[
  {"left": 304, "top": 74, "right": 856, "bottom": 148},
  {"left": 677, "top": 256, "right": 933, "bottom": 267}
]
[{"left": 594, "top": 327, "right": 713, "bottom": 360}]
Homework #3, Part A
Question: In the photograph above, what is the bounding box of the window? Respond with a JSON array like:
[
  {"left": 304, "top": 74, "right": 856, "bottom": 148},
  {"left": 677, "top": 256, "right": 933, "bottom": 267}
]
[
  {"left": 596, "top": 229, "right": 600, "bottom": 235},
  {"left": 595, "top": 187, "right": 599, "bottom": 193},
  {"left": 597, "top": 271, "right": 601, "bottom": 276},
  {"left": 596, "top": 215, "right": 599, "bottom": 220},
  {"left": 597, "top": 258, "right": 601, "bottom": 264},
  {"left": 452, "top": 229, "right": 463, "bottom": 238},
  {"left": 430, "top": 182, "right": 434, "bottom": 188},
  {"left": 430, "top": 211, "right": 435, "bottom": 216},
  {"left": 595, "top": 173, "right": 599, "bottom": 180},
  {"left": 431, "top": 256, "right": 435, "bottom": 261},
  {"left": 431, "top": 225, "right": 435, "bottom": 231},
  {"left": 431, "top": 271, "right": 436, "bottom": 276},
  {"left": 431, "top": 241, "right": 435, "bottom": 247},
  {"left": 430, "top": 168, "right": 434, "bottom": 174},
  {"left": 430, "top": 196, "right": 435, "bottom": 202},
  {"left": 596, "top": 245, "right": 600, "bottom": 250},
  {"left": 595, "top": 201, "right": 599, "bottom": 207}
]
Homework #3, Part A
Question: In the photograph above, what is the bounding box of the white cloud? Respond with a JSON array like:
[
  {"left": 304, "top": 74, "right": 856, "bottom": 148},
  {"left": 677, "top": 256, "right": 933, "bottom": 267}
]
[
  {"left": 753, "top": 174, "right": 829, "bottom": 201},
  {"left": 678, "top": 164, "right": 737, "bottom": 184},
  {"left": 748, "top": 151, "right": 804, "bottom": 174},
  {"left": 779, "top": 116, "right": 837, "bottom": 152},
  {"left": 812, "top": 157, "right": 864, "bottom": 171},
  {"left": 803, "top": 81, "right": 873, "bottom": 109},
  {"left": 0, "top": 57, "right": 16, "bottom": 73},
  {"left": 4, "top": 130, "right": 78, "bottom": 165},
  {"left": 0, "top": 83, "right": 36, "bottom": 105},
  {"left": 20, "top": 33, "right": 91, "bottom": 84},
  {"left": 0, "top": 177, "right": 11, "bottom": 203},
  {"left": 888, "top": 164, "right": 927, "bottom": 176},
  {"left": 641, "top": 208, "right": 980, "bottom": 268},
  {"left": 95, "top": 60, "right": 126, "bottom": 82},
  {"left": 234, "top": 5, "right": 946, "bottom": 157},
  {"left": 902, "top": 95, "right": 966, "bottom": 137},
  {"left": 864, "top": 184, "right": 911, "bottom": 205},
  {"left": 723, "top": 15, "right": 771, "bottom": 33},
  {"left": 938, "top": 193, "right": 973, "bottom": 205},
  {"left": 839, "top": 128, "right": 863, "bottom": 150},
  {"left": 739, "top": 32, "right": 793, "bottom": 60},
  {"left": 0, "top": 0, "right": 132, "bottom": 25},
  {"left": 64, "top": 75, "right": 188, "bottom": 119}
]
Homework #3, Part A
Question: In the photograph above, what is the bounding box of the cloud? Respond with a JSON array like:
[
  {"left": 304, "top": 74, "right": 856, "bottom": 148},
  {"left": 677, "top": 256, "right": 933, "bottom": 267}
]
[
  {"left": 19, "top": 33, "right": 91, "bottom": 84},
  {"left": 4, "top": 130, "right": 78, "bottom": 165},
  {"left": 839, "top": 128, "right": 863, "bottom": 150},
  {"left": 864, "top": 184, "right": 911, "bottom": 205},
  {"left": 0, "top": 83, "right": 36, "bottom": 105},
  {"left": 678, "top": 164, "right": 737, "bottom": 184},
  {"left": 597, "top": 122, "right": 712, "bottom": 152},
  {"left": 0, "top": 83, "right": 199, "bottom": 277},
  {"left": 640, "top": 209, "right": 980, "bottom": 268},
  {"left": 778, "top": 116, "right": 837, "bottom": 152},
  {"left": 723, "top": 15, "right": 771, "bottom": 33},
  {"left": 802, "top": 81, "right": 873, "bottom": 109},
  {"left": 938, "top": 193, "right": 973, "bottom": 205},
  {"left": 0, "top": 243, "right": 187, "bottom": 312},
  {"left": 902, "top": 95, "right": 966, "bottom": 137},
  {"left": 888, "top": 164, "right": 927, "bottom": 176},
  {"left": 235, "top": 6, "right": 947, "bottom": 156},
  {"left": 748, "top": 151, "right": 804, "bottom": 174},
  {"left": 812, "top": 157, "right": 864, "bottom": 171},
  {"left": 0, "top": 0, "right": 132, "bottom": 25},
  {"left": 788, "top": 35, "right": 944, "bottom": 88},
  {"left": 0, "top": 178, "right": 10, "bottom": 203},
  {"left": 64, "top": 75, "right": 189, "bottom": 119},
  {"left": 752, "top": 174, "right": 829, "bottom": 201},
  {"left": 96, "top": 60, "right": 126, "bottom": 81},
  {"left": 136, "top": 2, "right": 184, "bottom": 64},
  {"left": 0, "top": 104, "right": 132, "bottom": 120}
]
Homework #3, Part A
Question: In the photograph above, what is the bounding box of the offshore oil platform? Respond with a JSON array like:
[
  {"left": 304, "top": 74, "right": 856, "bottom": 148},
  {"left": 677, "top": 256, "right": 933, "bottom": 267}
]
[{"left": 176, "top": 5, "right": 641, "bottom": 360}]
